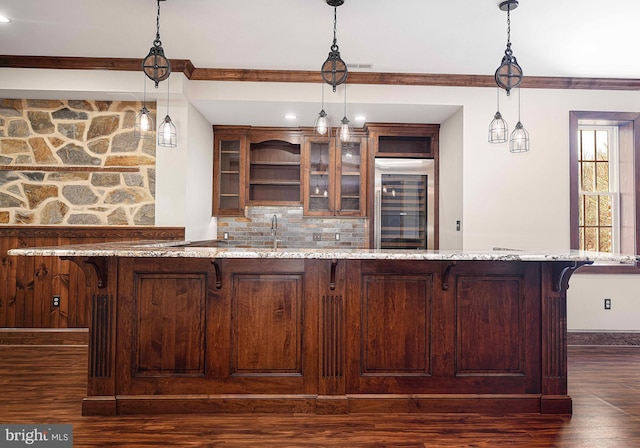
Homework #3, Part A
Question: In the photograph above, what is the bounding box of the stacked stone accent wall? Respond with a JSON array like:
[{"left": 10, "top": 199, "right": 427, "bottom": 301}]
[
  {"left": 0, "top": 99, "right": 156, "bottom": 225},
  {"left": 217, "top": 206, "right": 367, "bottom": 249}
]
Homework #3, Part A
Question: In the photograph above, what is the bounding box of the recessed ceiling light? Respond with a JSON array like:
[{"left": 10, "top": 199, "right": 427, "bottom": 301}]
[
  {"left": 284, "top": 114, "right": 297, "bottom": 120},
  {"left": 0, "top": 14, "right": 11, "bottom": 23},
  {"left": 354, "top": 115, "right": 366, "bottom": 122}
]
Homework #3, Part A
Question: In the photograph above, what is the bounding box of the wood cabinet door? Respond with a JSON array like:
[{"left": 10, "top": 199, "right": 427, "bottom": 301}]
[
  {"left": 303, "top": 134, "right": 367, "bottom": 217},
  {"left": 335, "top": 136, "right": 367, "bottom": 216},
  {"left": 115, "top": 258, "right": 314, "bottom": 396},
  {"left": 303, "top": 136, "right": 334, "bottom": 216},
  {"left": 212, "top": 130, "right": 247, "bottom": 216},
  {"left": 345, "top": 260, "right": 541, "bottom": 397}
]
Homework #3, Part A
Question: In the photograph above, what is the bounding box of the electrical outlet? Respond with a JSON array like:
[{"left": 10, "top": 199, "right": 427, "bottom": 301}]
[
  {"left": 52, "top": 296, "right": 61, "bottom": 308},
  {"left": 335, "top": 233, "right": 340, "bottom": 241},
  {"left": 313, "top": 233, "right": 322, "bottom": 241},
  {"left": 604, "top": 298, "right": 612, "bottom": 310},
  {"left": 223, "top": 232, "right": 229, "bottom": 240}
]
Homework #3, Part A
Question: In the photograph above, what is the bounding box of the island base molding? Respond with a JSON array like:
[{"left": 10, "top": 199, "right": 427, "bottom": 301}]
[{"left": 82, "top": 394, "right": 568, "bottom": 416}]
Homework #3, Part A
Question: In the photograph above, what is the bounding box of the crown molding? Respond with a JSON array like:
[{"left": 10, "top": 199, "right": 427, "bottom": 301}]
[{"left": 2, "top": 55, "right": 640, "bottom": 91}]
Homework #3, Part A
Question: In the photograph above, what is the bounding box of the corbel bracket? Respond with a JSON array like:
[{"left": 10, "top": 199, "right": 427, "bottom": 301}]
[
  {"left": 62, "top": 256, "right": 108, "bottom": 289},
  {"left": 329, "top": 259, "right": 338, "bottom": 291},
  {"left": 552, "top": 260, "right": 593, "bottom": 293},
  {"left": 442, "top": 261, "right": 457, "bottom": 291}
]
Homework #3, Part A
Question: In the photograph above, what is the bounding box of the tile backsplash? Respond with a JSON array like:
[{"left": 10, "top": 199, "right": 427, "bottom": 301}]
[{"left": 217, "top": 206, "right": 368, "bottom": 248}]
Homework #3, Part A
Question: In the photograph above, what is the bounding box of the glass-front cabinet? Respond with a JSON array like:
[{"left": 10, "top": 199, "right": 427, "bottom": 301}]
[
  {"left": 213, "top": 128, "right": 247, "bottom": 216},
  {"left": 303, "top": 134, "right": 366, "bottom": 217}
]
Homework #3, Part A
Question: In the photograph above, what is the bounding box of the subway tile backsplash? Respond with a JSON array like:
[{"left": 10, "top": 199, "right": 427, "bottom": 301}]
[{"left": 217, "top": 206, "right": 367, "bottom": 248}]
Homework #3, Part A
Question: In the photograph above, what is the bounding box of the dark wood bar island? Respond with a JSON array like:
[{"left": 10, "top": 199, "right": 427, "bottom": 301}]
[{"left": 9, "top": 243, "right": 637, "bottom": 416}]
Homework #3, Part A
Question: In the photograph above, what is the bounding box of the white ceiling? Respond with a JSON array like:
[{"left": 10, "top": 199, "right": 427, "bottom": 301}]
[{"left": 1, "top": 0, "right": 639, "bottom": 126}]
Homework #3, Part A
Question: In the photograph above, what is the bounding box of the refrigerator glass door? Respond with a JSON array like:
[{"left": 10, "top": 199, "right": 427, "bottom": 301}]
[{"left": 375, "top": 158, "right": 435, "bottom": 250}]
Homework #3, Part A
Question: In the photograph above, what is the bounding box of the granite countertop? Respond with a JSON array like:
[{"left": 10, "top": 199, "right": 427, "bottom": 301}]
[{"left": 7, "top": 240, "right": 639, "bottom": 264}]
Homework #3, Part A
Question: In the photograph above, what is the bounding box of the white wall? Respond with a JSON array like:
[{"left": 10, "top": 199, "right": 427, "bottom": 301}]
[
  {"left": 568, "top": 274, "right": 640, "bottom": 331},
  {"left": 2, "top": 68, "right": 640, "bottom": 331},
  {"left": 184, "top": 102, "right": 215, "bottom": 240},
  {"left": 439, "top": 107, "right": 464, "bottom": 249}
]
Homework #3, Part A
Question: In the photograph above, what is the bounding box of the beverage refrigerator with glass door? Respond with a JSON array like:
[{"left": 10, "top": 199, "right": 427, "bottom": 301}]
[{"left": 374, "top": 158, "right": 435, "bottom": 250}]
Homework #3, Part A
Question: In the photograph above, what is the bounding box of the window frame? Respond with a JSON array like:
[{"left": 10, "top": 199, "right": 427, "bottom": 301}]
[{"left": 569, "top": 111, "right": 640, "bottom": 274}]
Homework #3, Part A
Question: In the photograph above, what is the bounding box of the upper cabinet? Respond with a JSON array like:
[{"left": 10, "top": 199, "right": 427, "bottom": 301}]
[
  {"left": 247, "top": 131, "right": 303, "bottom": 205},
  {"left": 213, "top": 127, "right": 304, "bottom": 215},
  {"left": 303, "top": 133, "right": 367, "bottom": 217},
  {"left": 366, "top": 123, "right": 439, "bottom": 158},
  {"left": 212, "top": 124, "right": 438, "bottom": 220},
  {"left": 212, "top": 126, "right": 248, "bottom": 216}
]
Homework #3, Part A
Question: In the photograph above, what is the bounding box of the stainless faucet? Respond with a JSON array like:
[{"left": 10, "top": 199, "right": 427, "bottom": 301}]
[{"left": 271, "top": 215, "right": 281, "bottom": 249}]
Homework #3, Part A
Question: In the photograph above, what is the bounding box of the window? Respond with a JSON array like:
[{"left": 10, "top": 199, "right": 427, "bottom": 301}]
[
  {"left": 570, "top": 112, "right": 640, "bottom": 268},
  {"left": 577, "top": 126, "right": 618, "bottom": 253}
]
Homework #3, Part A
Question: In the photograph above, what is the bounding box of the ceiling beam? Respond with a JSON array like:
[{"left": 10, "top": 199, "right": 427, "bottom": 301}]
[{"left": 2, "top": 55, "right": 640, "bottom": 91}]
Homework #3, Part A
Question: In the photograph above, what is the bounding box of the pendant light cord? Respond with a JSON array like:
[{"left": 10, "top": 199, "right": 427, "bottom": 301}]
[
  {"left": 332, "top": 6, "right": 338, "bottom": 47},
  {"left": 142, "top": 72, "right": 147, "bottom": 106},
  {"left": 166, "top": 75, "right": 170, "bottom": 116},
  {"left": 155, "top": 0, "right": 161, "bottom": 42},
  {"left": 506, "top": 7, "right": 511, "bottom": 46},
  {"left": 343, "top": 83, "right": 347, "bottom": 117},
  {"left": 517, "top": 88, "right": 521, "bottom": 121}
]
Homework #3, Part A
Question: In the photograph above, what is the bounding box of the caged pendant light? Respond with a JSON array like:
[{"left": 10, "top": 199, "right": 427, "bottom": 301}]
[
  {"left": 488, "top": 88, "right": 508, "bottom": 143},
  {"left": 490, "top": 0, "right": 529, "bottom": 152},
  {"left": 510, "top": 88, "right": 529, "bottom": 153}
]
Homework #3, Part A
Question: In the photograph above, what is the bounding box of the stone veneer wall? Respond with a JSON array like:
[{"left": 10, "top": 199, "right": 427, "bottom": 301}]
[
  {"left": 217, "top": 206, "right": 368, "bottom": 249},
  {"left": 0, "top": 99, "right": 156, "bottom": 225}
]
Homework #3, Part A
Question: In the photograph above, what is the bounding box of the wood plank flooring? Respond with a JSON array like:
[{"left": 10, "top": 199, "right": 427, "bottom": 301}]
[{"left": 1, "top": 345, "right": 639, "bottom": 447}]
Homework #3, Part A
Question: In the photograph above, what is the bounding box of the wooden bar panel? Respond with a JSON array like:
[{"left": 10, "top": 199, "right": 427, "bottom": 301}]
[
  {"left": 134, "top": 274, "right": 206, "bottom": 377},
  {"left": 232, "top": 274, "right": 302, "bottom": 374},
  {"left": 455, "top": 276, "right": 524, "bottom": 374},
  {"left": 361, "top": 275, "right": 431, "bottom": 374},
  {"left": 0, "top": 226, "right": 184, "bottom": 328}
]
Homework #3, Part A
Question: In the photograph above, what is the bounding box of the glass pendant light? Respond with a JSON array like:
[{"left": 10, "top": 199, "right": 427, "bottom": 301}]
[
  {"left": 134, "top": 76, "right": 154, "bottom": 139},
  {"left": 315, "top": 83, "right": 329, "bottom": 136},
  {"left": 158, "top": 75, "right": 177, "bottom": 147},
  {"left": 338, "top": 84, "right": 353, "bottom": 145},
  {"left": 488, "top": 88, "right": 508, "bottom": 143},
  {"left": 510, "top": 88, "right": 529, "bottom": 153}
]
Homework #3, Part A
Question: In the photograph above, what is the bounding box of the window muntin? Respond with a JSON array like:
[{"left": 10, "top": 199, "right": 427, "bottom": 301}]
[{"left": 577, "top": 126, "right": 619, "bottom": 253}]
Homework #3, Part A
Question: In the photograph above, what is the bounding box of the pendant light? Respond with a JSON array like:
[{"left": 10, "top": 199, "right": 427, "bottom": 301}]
[
  {"left": 321, "top": 0, "right": 348, "bottom": 93},
  {"left": 157, "top": 75, "right": 177, "bottom": 147},
  {"left": 134, "top": 75, "right": 154, "bottom": 139},
  {"left": 510, "top": 88, "right": 529, "bottom": 153},
  {"left": 315, "top": 83, "right": 329, "bottom": 135},
  {"left": 495, "top": 0, "right": 522, "bottom": 96},
  {"left": 137, "top": 0, "right": 175, "bottom": 144},
  {"left": 490, "top": 0, "right": 529, "bottom": 152},
  {"left": 338, "top": 85, "right": 354, "bottom": 156},
  {"left": 488, "top": 88, "right": 508, "bottom": 143}
]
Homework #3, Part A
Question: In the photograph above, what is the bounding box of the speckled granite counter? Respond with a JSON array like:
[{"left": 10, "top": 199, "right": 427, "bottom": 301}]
[
  {"left": 9, "top": 240, "right": 636, "bottom": 417},
  {"left": 8, "top": 239, "right": 639, "bottom": 263}
]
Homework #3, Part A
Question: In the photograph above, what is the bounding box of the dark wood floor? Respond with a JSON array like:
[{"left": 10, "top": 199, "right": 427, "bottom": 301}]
[{"left": 1, "top": 344, "right": 639, "bottom": 447}]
